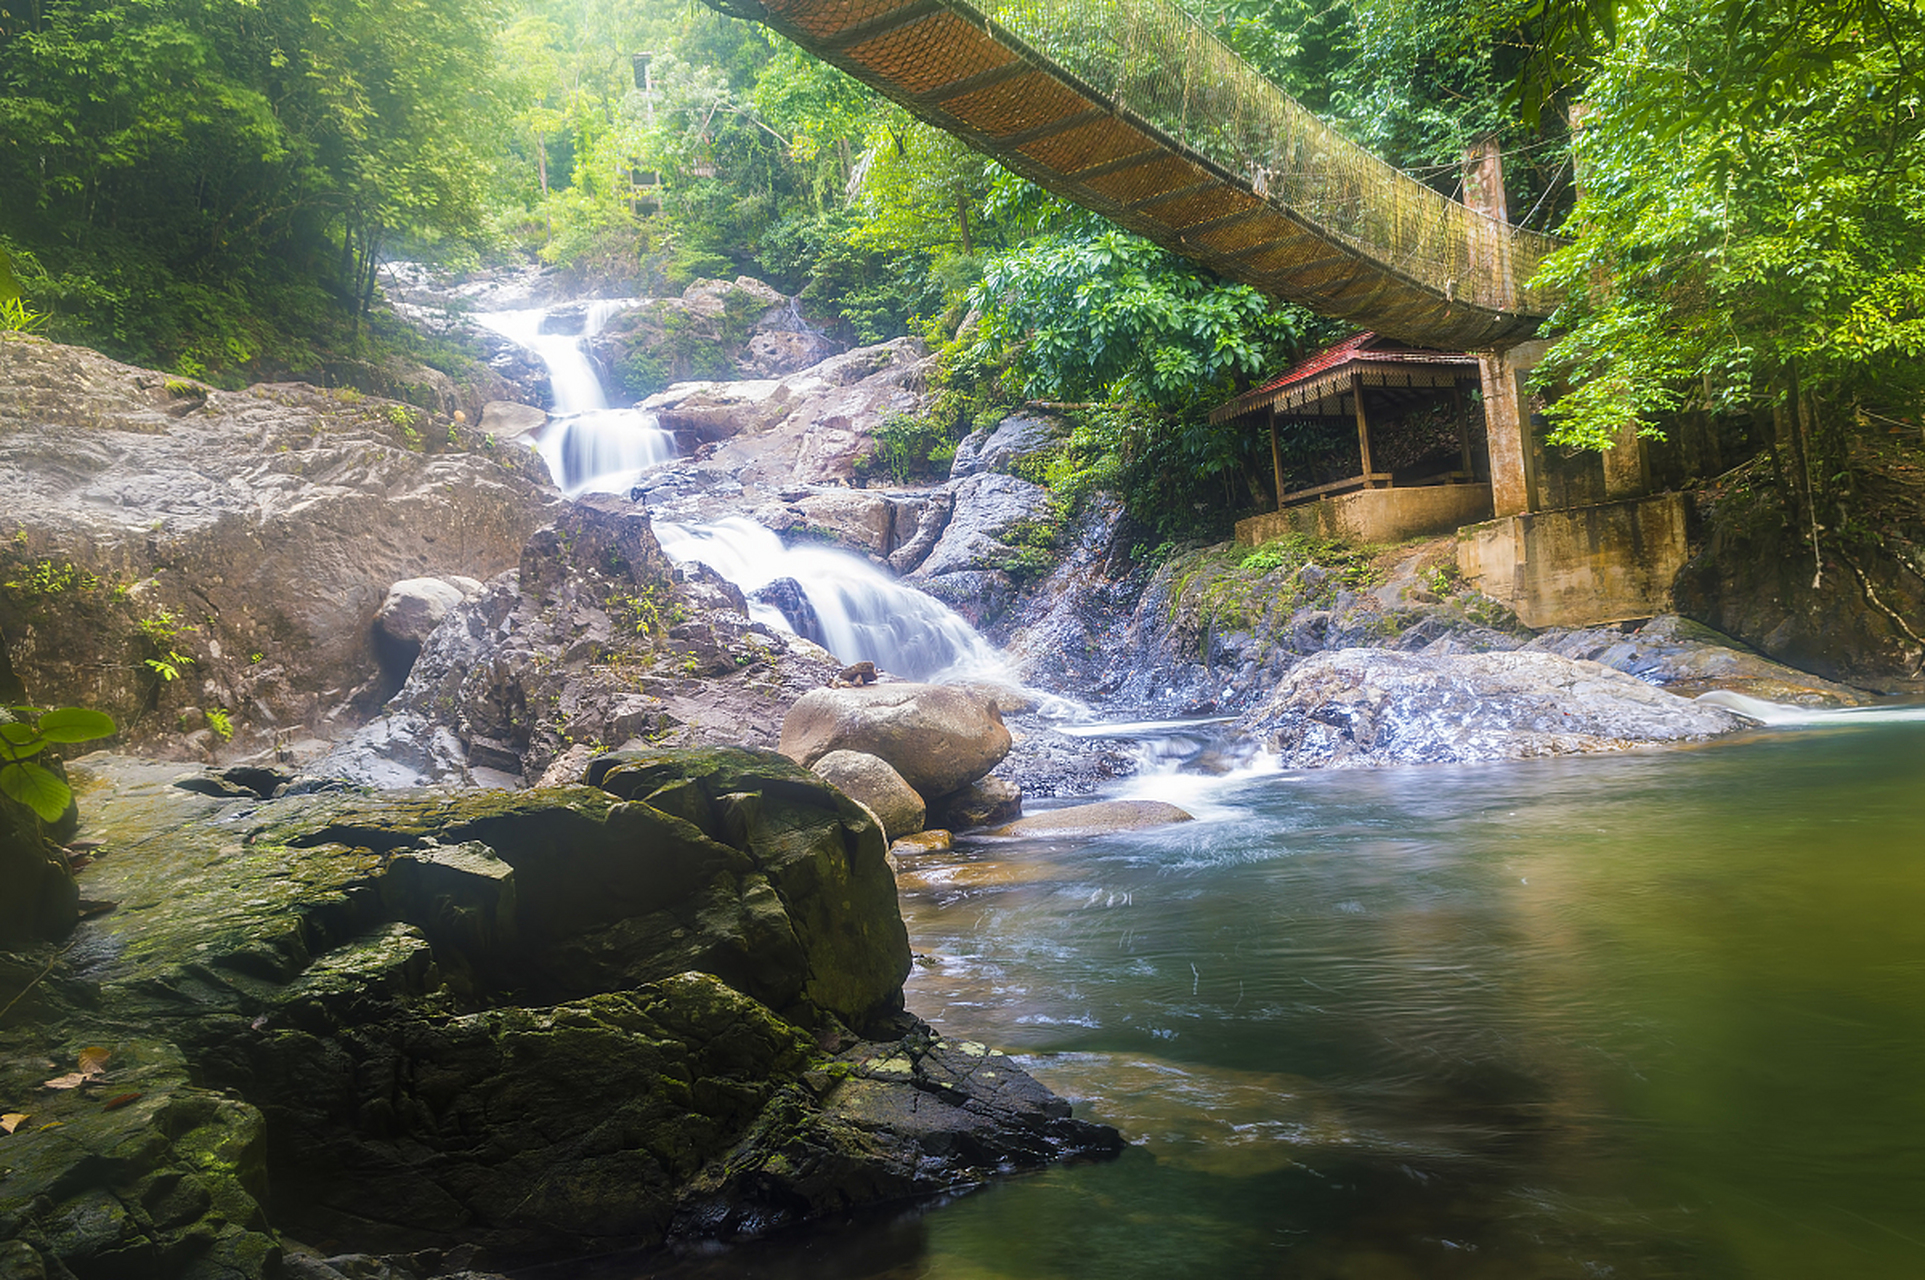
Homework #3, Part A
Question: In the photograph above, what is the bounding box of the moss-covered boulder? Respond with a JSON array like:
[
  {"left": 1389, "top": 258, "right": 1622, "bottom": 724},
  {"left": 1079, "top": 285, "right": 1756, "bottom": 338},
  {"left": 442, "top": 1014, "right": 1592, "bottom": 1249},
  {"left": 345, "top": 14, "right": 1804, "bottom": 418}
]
[
  {"left": 0, "top": 1038, "right": 276, "bottom": 1280},
  {"left": 6, "top": 748, "right": 1114, "bottom": 1269}
]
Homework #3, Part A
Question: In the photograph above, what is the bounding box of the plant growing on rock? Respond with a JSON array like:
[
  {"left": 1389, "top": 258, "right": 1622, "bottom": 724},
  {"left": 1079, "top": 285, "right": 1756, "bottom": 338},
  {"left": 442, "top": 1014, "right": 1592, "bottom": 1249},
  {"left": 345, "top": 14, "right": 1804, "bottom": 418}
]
[{"left": 0, "top": 705, "right": 116, "bottom": 822}]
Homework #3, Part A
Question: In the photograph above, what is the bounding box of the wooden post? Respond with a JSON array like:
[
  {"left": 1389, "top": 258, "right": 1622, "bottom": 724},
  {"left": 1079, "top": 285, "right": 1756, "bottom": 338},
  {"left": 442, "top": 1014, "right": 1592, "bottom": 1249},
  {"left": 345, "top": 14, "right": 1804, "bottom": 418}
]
[
  {"left": 1351, "top": 371, "right": 1375, "bottom": 483},
  {"left": 1268, "top": 406, "right": 1284, "bottom": 510},
  {"left": 1453, "top": 380, "right": 1474, "bottom": 478}
]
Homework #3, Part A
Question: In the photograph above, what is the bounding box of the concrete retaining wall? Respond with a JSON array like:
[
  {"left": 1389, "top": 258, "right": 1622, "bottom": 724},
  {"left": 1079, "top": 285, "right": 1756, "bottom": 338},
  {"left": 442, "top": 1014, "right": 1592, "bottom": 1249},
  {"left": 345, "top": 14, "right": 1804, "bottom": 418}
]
[
  {"left": 1236, "top": 483, "right": 1494, "bottom": 548},
  {"left": 1456, "top": 492, "right": 1688, "bottom": 628}
]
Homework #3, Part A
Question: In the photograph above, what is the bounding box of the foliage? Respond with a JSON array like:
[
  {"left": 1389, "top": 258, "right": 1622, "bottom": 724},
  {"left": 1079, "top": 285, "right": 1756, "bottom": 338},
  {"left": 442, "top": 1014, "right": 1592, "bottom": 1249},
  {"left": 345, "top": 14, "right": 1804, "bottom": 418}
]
[
  {"left": 1529, "top": 0, "right": 1925, "bottom": 455},
  {"left": 0, "top": 705, "right": 116, "bottom": 823},
  {"left": 971, "top": 227, "right": 1319, "bottom": 412},
  {"left": 0, "top": 0, "right": 501, "bottom": 376}
]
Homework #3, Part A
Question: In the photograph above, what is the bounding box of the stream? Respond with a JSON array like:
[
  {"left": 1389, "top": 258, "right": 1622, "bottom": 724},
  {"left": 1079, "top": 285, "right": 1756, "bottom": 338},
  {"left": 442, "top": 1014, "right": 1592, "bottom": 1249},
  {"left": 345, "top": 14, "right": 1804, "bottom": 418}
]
[{"left": 483, "top": 298, "right": 1925, "bottom": 1279}]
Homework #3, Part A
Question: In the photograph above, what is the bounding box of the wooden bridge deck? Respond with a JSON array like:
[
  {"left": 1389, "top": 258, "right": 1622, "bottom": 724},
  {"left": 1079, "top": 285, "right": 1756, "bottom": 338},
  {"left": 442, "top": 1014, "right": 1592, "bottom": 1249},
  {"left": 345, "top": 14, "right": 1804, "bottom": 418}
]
[{"left": 708, "top": 0, "right": 1561, "bottom": 347}]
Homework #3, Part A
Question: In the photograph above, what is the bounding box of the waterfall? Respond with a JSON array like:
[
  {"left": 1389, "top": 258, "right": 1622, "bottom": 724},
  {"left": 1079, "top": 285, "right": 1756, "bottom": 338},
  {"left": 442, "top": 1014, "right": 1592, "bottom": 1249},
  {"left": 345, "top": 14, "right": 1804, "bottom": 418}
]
[
  {"left": 473, "top": 302, "right": 676, "bottom": 496},
  {"left": 654, "top": 516, "right": 1009, "bottom": 684}
]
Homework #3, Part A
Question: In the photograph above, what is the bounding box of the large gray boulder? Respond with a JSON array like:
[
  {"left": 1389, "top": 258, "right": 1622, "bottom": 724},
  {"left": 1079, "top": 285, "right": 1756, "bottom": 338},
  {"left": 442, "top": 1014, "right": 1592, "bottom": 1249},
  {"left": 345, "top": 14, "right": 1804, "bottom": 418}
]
[
  {"left": 780, "top": 683, "right": 1012, "bottom": 798},
  {"left": 811, "top": 749, "right": 926, "bottom": 841},
  {"left": 374, "top": 576, "right": 471, "bottom": 648},
  {"left": 1238, "top": 648, "right": 1748, "bottom": 767}
]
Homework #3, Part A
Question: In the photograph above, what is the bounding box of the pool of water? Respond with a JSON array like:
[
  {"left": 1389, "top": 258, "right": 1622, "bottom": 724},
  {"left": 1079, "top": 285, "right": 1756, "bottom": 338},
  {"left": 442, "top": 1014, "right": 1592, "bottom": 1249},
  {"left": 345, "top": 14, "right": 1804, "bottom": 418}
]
[{"left": 562, "top": 720, "right": 1925, "bottom": 1278}]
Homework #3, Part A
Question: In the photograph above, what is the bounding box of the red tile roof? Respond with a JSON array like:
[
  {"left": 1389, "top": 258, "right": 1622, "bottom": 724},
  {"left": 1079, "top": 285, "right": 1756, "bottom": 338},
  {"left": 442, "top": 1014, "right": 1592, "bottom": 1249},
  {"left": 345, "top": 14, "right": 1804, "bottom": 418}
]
[{"left": 1208, "top": 332, "right": 1477, "bottom": 423}]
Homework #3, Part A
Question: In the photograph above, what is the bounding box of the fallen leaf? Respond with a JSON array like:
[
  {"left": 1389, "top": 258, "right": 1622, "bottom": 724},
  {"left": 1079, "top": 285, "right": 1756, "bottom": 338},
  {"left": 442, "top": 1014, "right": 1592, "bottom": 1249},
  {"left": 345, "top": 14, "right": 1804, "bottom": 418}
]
[
  {"left": 1, "top": 1113, "right": 26, "bottom": 1134},
  {"left": 75, "top": 899, "right": 118, "bottom": 920},
  {"left": 101, "top": 1092, "right": 142, "bottom": 1111},
  {"left": 41, "top": 1073, "right": 87, "bottom": 1090},
  {"left": 76, "top": 1046, "right": 109, "bottom": 1077}
]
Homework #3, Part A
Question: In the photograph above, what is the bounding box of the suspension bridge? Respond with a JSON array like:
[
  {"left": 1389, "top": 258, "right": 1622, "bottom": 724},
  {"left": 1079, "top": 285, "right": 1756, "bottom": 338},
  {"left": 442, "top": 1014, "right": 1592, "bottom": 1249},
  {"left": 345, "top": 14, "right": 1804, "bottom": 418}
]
[{"left": 706, "top": 0, "right": 1562, "bottom": 348}]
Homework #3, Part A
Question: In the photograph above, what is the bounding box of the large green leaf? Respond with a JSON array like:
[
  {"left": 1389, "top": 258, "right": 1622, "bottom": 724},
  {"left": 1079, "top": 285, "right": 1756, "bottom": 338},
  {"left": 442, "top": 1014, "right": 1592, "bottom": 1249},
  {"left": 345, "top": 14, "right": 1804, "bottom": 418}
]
[
  {"left": 35, "top": 707, "right": 117, "bottom": 743},
  {"left": 0, "top": 722, "right": 47, "bottom": 756},
  {"left": 0, "top": 760, "right": 73, "bottom": 823}
]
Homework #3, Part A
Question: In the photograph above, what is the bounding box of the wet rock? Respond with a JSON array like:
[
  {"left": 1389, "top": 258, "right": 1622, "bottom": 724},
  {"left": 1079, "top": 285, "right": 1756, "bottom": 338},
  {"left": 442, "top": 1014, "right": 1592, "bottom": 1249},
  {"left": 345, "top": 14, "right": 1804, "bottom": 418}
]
[
  {"left": 40, "top": 749, "right": 1114, "bottom": 1263},
  {"left": 987, "top": 800, "right": 1193, "bottom": 837},
  {"left": 810, "top": 750, "right": 925, "bottom": 842},
  {"left": 750, "top": 577, "right": 826, "bottom": 647},
  {"left": 1238, "top": 649, "right": 1747, "bottom": 767},
  {"left": 0, "top": 1038, "right": 277, "bottom": 1280},
  {"left": 927, "top": 776, "right": 1022, "bottom": 831},
  {"left": 0, "top": 788, "right": 78, "bottom": 950},
  {"left": 889, "top": 829, "right": 952, "bottom": 856},
  {"left": 780, "top": 684, "right": 1012, "bottom": 799}
]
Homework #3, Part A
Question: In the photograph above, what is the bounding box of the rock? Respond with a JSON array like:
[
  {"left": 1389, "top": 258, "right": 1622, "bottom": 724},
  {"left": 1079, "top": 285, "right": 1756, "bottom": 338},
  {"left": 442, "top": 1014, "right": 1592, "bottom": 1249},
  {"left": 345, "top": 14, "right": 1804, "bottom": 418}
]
[
  {"left": 780, "top": 683, "right": 1013, "bottom": 799},
  {"left": 928, "top": 776, "right": 1022, "bottom": 830},
  {"left": 645, "top": 339, "right": 931, "bottom": 487},
  {"left": 303, "top": 495, "right": 839, "bottom": 788},
  {"left": 948, "top": 413, "right": 1066, "bottom": 479},
  {"left": 0, "top": 1037, "right": 278, "bottom": 1280},
  {"left": 374, "top": 577, "right": 469, "bottom": 648},
  {"left": 987, "top": 800, "right": 1193, "bottom": 837},
  {"left": 889, "top": 829, "right": 952, "bottom": 856},
  {"left": 1524, "top": 614, "right": 1874, "bottom": 706},
  {"left": 477, "top": 399, "right": 547, "bottom": 441},
  {"left": 0, "top": 789, "right": 78, "bottom": 950},
  {"left": 0, "top": 338, "right": 559, "bottom": 760},
  {"left": 912, "top": 472, "right": 1054, "bottom": 579},
  {"left": 1237, "top": 648, "right": 1747, "bottom": 767},
  {"left": 811, "top": 750, "right": 925, "bottom": 842},
  {"left": 40, "top": 750, "right": 1115, "bottom": 1264},
  {"left": 835, "top": 660, "right": 879, "bottom": 686}
]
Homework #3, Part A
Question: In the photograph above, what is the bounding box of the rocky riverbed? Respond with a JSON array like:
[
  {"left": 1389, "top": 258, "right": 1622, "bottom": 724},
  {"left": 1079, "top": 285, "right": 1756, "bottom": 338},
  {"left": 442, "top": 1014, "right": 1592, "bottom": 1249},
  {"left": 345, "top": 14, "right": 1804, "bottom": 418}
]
[{"left": 4, "top": 265, "right": 1913, "bottom": 1278}]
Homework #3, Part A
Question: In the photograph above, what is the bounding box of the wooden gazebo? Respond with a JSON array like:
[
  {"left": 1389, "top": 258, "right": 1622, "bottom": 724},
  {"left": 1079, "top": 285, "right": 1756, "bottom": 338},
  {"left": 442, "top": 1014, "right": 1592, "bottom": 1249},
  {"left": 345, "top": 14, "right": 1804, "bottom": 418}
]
[{"left": 1210, "top": 333, "right": 1482, "bottom": 509}]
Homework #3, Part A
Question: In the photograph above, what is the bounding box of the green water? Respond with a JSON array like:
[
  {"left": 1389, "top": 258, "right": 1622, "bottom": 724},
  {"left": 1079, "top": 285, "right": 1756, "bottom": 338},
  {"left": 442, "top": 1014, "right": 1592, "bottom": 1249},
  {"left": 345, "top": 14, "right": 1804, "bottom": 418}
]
[{"left": 599, "top": 722, "right": 1925, "bottom": 1278}]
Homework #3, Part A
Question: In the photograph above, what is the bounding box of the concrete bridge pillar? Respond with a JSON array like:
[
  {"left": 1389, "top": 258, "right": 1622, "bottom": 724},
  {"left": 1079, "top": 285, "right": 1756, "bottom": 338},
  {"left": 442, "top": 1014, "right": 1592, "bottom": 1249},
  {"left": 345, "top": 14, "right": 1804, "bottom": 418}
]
[{"left": 1477, "top": 342, "right": 1549, "bottom": 517}]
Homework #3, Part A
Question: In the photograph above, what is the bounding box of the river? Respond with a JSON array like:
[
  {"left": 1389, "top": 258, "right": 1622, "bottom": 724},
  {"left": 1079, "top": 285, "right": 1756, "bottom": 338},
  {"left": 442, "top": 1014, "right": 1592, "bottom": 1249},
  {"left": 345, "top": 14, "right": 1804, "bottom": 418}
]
[
  {"left": 466, "top": 294, "right": 1925, "bottom": 1280},
  {"left": 534, "top": 715, "right": 1924, "bottom": 1279}
]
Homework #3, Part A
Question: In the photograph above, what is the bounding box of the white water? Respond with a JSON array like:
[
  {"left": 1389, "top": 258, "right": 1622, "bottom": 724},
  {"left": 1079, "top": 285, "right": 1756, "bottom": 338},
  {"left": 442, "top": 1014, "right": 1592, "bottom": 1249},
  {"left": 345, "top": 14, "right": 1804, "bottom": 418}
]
[
  {"left": 473, "top": 302, "right": 676, "bottom": 496},
  {"left": 1696, "top": 689, "right": 1925, "bottom": 725},
  {"left": 655, "top": 515, "right": 1012, "bottom": 684}
]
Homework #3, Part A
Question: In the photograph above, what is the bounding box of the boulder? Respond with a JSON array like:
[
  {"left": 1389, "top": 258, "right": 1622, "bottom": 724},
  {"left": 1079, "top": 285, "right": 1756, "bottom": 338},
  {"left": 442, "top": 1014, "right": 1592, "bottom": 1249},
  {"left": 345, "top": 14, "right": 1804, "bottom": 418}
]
[
  {"left": 1523, "top": 614, "right": 1875, "bottom": 706},
  {"left": 477, "top": 399, "right": 547, "bottom": 441},
  {"left": 33, "top": 751, "right": 1117, "bottom": 1266},
  {"left": 1237, "top": 648, "right": 1747, "bottom": 767},
  {"left": 889, "top": 829, "right": 952, "bottom": 857},
  {"left": 987, "top": 800, "right": 1193, "bottom": 837},
  {"left": 928, "top": 775, "right": 1022, "bottom": 831},
  {"left": 949, "top": 413, "right": 1066, "bottom": 479},
  {"left": 374, "top": 577, "right": 469, "bottom": 648},
  {"left": 780, "top": 683, "right": 1012, "bottom": 799},
  {"left": 811, "top": 749, "right": 925, "bottom": 842}
]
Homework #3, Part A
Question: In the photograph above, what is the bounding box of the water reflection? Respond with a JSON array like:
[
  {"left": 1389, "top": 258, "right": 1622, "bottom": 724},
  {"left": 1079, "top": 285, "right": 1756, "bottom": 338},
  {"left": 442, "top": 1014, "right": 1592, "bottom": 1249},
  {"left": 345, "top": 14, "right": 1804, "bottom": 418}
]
[{"left": 544, "top": 722, "right": 1925, "bottom": 1278}]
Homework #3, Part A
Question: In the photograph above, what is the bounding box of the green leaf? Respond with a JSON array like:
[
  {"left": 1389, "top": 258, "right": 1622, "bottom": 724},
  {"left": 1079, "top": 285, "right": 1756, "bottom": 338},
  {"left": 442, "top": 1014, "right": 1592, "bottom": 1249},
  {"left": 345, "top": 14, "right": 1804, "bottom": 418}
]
[
  {"left": 35, "top": 707, "right": 118, "bottom": 743},
  {"left": 0, "top": 760, "right": 73, "bottom": 823},
  {"left": 0, "top": 723, "right": 47, "bottom": 756}
]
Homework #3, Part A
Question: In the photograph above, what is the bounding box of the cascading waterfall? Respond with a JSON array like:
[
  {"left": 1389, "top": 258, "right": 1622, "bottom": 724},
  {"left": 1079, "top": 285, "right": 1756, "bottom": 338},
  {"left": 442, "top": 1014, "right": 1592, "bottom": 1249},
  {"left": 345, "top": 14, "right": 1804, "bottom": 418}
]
[
  {"left": 474, "top": 302, "right": 676, "bottom": 496},
  {"left": 654, "top": 515, "right": 1009, "bottom": 684}
]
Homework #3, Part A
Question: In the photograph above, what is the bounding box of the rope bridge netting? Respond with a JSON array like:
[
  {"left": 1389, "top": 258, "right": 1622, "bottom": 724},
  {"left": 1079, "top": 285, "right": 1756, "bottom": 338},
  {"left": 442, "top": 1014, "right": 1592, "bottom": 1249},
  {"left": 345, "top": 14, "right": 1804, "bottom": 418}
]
[{"left": 705, "top": 0, "right": 1563, "bottom": 348}]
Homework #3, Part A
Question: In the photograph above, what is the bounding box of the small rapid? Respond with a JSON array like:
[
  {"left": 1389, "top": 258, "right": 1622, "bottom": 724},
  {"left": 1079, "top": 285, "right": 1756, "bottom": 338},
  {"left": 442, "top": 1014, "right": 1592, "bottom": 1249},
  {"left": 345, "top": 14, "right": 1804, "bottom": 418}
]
[
  {"left": 474, "top": 302, "right": 676, "bottom": 496},
  {"left": 654, "top": 515, "right": 1008, "bottom": 684}
]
